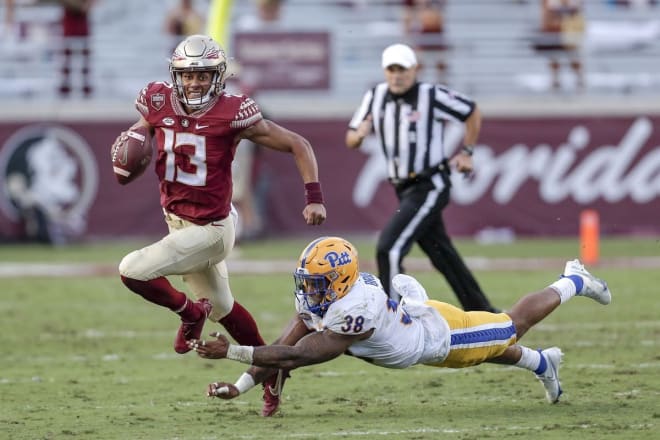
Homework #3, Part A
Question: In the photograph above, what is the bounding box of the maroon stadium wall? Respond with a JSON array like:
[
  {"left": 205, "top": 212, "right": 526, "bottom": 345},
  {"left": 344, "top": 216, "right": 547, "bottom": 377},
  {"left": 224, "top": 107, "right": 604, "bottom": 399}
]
[{"left": 0, "top": 116, "right": 658, "bottom": 240}]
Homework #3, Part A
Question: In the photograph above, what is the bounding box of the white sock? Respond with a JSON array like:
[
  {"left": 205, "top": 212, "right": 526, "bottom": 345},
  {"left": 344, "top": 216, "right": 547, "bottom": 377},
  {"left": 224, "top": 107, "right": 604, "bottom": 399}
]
[
  {"left": 549, "top": 277, "right": 577, "bottom": 304},
  {"left": 515, "top": 346, "right": 542, "bottom": 373}
]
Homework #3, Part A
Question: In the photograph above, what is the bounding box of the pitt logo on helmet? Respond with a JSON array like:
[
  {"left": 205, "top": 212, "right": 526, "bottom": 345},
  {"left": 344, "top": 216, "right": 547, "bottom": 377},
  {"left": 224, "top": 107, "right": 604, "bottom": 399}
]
[{"left": 324, "top": 251, "right": 352, "bottom": 268}]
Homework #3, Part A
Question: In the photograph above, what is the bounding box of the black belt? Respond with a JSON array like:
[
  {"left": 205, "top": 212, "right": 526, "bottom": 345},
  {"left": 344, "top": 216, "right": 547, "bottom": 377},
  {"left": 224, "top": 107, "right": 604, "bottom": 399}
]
[{"left": 388, "top": 160, "right": 450, "bottom": 189}]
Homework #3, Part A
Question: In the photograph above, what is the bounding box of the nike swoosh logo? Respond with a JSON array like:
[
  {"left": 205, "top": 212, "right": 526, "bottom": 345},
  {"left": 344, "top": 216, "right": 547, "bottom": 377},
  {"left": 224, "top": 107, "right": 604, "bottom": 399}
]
[{"left": 196, "top": 123, "right": 209, "bottom": 129}]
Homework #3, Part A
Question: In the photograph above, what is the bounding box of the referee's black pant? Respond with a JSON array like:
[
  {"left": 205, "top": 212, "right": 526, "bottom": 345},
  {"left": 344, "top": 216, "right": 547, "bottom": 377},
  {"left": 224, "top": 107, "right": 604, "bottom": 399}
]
[{"left": 376, "top": 177, "right": 497, "bottom": 312}]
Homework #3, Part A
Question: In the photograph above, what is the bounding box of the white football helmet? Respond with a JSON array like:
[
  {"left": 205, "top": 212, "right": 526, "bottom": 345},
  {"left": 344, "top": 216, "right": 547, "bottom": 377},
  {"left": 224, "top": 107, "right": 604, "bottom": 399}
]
[{"left": 169, "top": 34, "right": 228, "bottom": 109}]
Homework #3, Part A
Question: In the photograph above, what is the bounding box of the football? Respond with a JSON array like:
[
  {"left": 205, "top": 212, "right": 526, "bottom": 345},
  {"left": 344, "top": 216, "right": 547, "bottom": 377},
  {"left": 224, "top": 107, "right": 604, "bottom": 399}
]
[{"left": 111, "top": 126, "right": 153, "bottom": 185}]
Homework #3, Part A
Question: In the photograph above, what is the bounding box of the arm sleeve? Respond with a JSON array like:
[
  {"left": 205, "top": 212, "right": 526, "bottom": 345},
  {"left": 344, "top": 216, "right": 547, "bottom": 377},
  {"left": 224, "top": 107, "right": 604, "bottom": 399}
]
[
  {"left": 431, "top": 85, "right": 476, "bottom": 122},
  {"left": 348, "top": 88, "right": 375, "bottom": 130}
]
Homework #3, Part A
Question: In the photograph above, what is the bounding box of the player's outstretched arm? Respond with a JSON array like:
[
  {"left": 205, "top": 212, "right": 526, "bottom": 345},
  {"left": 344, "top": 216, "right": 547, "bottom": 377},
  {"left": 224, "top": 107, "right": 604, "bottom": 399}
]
[
  {"left": 190, "top": 328, "right": 367, "bottom": 370},
  {"left": 243, "top": 315, "right": 312, "bottom": 385},
  {"left": 201, "top": 315, "right": 313, "bottom": 399}
]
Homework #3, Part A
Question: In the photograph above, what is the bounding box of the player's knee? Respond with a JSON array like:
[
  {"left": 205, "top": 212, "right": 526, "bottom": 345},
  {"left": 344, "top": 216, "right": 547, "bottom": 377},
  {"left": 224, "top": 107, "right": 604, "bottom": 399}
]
[
  {"left": 118, "top": 251, "right": 151, "bottom": 281},
  {"left": 508, "top": 313, "right": 530, "bottom": 339},
  {"left": 209, "top": 304, "right": 232, "bottom": 322},
  {"left": 118, "top": 252, "right": 135, "bottom": 277},
  {"left": 206, "top": 293, "right": 234, "bottom": 321}
]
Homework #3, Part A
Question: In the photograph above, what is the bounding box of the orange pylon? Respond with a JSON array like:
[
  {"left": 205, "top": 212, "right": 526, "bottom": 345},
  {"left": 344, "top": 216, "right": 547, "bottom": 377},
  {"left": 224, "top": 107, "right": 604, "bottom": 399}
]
[{"left": 580, "top": 210, "right": 600, "bottom": 265}]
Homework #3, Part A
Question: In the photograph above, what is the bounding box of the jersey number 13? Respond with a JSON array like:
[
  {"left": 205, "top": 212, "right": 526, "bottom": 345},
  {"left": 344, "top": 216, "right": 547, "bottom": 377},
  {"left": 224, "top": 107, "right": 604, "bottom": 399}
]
[{"left": 161, "top": 128, "right": 207, "bottom": 186}]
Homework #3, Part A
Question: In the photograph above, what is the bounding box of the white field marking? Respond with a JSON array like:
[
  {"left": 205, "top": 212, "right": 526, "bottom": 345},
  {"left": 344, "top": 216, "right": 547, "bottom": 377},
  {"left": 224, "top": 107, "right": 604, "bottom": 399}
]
[
  {"left": 565, "top": 362, "right": 660, "bottom": 369},
  {"left": 12, "top": 320, "right": 657, "bottom": 343},
  {"left": 33, "top": 329, "right": 173, "bottom": 340},
  {"left": 447, "top": 362, "right": 660, "bottom": 371},
  {"left": 89, "top": 400, "right": 229, "bottom": 410},
  {"left": 1, "top": 352, "right": 183, "bottom": 366},
  {"left": 154, "top": 422, "right": 656, "bottom": 440},
  {"left": 0, "top": 376, "right": 55, "bottom": 385},
  {"left": 571, "top": 339, "right": 657, "bottom": 347},
  {"left": 2, "top": 256, "right": 660, "bottom": 277},
  {"left": 614, "top": 389, "right": 642, "bottom": 398},
  {"left": 0, "top": 262, "right": 117, "bottom": 277},
  {"left": 534, "top": 320, "right": 660, "bottom": 331},
  {"left": 5, "top": 361, "right": 659, "bottom": 383}
]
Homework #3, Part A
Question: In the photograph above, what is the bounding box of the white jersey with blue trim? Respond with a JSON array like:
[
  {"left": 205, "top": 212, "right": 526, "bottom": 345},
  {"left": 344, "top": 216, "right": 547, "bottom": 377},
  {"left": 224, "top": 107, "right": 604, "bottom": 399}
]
[{"left": 297, "top": 272, "right": 451, "bottom": 369}]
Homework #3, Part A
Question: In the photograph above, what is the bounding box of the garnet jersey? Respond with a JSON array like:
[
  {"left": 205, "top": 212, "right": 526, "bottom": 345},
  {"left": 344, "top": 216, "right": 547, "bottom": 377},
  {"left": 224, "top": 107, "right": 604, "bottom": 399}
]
[{"left": 135, "top": 82, "right": 262, "bottom": 224}]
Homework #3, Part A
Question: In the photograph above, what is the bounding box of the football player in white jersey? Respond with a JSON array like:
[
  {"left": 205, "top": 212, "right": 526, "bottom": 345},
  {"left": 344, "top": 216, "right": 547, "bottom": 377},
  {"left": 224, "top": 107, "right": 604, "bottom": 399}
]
[{"left": 188, "top": 236, "right": 611, "bottom": 413}]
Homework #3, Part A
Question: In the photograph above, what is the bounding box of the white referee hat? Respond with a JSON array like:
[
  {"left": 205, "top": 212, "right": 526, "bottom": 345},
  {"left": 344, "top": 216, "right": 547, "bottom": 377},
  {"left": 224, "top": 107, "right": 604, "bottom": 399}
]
[{"left": 381, "top": 44, "right": 418, "bottom": 69}]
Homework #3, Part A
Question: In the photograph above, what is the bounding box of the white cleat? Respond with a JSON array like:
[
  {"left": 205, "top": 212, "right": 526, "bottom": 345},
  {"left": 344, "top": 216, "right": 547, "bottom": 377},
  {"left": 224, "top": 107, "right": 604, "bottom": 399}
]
[
  {"left": 563, "top": 259, "right": 612, "bottom": 305},
  {"left": 536, "top": 347, "right": 563, "bottom": 404}
]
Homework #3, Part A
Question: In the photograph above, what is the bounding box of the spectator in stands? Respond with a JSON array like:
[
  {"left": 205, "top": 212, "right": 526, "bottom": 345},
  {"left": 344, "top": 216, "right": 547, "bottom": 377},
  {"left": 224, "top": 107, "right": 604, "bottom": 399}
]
[
  {"left": 164, "top": 0, "right": 205, "bottom": 51},
  {"left": 58, "top": 0, "right": 94, "bottom": 98},
  {"left": 2, "top": 0, "right": 14, "bottom": 38},
  {"left": 235, "top": 0, "right": 284, "bottom": 31},
  {"left": 402, "top": 0, "right": 448, "bottom": 83},
  {"left": 534, "top": 0, "right": 585, "bottom": 91}
]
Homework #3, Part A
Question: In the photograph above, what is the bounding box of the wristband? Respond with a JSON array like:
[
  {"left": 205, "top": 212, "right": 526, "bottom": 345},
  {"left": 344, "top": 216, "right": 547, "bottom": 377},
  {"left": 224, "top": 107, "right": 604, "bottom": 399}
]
[
  {"left": 461, "top": 145, "right": 474, "bottom": 156},
  {"left": 234, "top": 372, "right": 256, "bottom": 394},
  {"left": 304, "top": 182, "right": 324, "bottom": 205},
  {"left": 226, "top": 345, "right": 255, "bottom": 364}
]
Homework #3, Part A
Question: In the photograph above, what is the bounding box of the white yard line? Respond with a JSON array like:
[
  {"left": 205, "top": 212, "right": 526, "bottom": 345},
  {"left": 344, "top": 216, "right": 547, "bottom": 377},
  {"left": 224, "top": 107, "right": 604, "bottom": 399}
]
[{"left": 1, "top": 257, "right": 659, "bottom": 277}]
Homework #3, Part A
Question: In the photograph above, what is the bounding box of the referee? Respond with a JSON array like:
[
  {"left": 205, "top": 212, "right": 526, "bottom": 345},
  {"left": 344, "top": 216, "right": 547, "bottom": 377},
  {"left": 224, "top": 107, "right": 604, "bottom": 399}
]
[{"left": 345, "top": 43, "right": 497, "bottom": 312}]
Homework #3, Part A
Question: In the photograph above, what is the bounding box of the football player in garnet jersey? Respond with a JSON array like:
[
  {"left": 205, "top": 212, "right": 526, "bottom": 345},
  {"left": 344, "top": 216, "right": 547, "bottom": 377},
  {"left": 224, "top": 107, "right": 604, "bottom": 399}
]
[
  {"left": 113, "top": 34, "right": 326, "bottom": 416},
  {"left": 188, "top": 237, "right": 612, "bottom": 414}
]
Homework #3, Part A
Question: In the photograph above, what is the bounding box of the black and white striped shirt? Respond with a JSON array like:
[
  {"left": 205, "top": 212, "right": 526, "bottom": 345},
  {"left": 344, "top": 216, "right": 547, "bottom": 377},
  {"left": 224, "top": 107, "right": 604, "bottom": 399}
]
[{"left": 348, "top": 82, "right": 475, "bottom": 184}]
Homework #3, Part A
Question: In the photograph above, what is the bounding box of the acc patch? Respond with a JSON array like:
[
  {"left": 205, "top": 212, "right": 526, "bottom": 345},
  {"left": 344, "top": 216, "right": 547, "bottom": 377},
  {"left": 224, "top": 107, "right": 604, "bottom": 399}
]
[{"left": 151, "top": 93, "right": 165, "bottom": 111}]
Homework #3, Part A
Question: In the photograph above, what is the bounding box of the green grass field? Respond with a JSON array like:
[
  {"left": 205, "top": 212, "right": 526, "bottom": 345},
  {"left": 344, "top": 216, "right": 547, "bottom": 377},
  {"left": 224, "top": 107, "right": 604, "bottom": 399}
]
[{"left": 0, "top": 238, "right": 658, "bottom": 439}]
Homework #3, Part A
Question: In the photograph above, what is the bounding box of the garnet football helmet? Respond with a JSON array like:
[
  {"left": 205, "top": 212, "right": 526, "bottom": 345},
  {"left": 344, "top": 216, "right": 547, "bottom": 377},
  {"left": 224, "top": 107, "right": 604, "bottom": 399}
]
[
  {"left": 293, "top": 237, "right": 359, "bottom": 316},
  {"left": 169, "top": 34, "right": 227, "bottom": 109}
]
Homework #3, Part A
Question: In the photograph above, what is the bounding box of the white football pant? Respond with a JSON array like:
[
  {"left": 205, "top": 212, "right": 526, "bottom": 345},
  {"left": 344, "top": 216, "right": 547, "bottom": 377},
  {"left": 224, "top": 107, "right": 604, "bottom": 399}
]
[{"left": 118, "top": 210, "right": 237, "bottom": 321}]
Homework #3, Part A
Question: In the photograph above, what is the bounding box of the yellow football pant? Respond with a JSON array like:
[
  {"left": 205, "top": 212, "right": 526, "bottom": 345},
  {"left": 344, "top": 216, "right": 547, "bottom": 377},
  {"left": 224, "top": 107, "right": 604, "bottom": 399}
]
[{"left": 424, "top": 301, "right": 517, "bottom": 368}]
